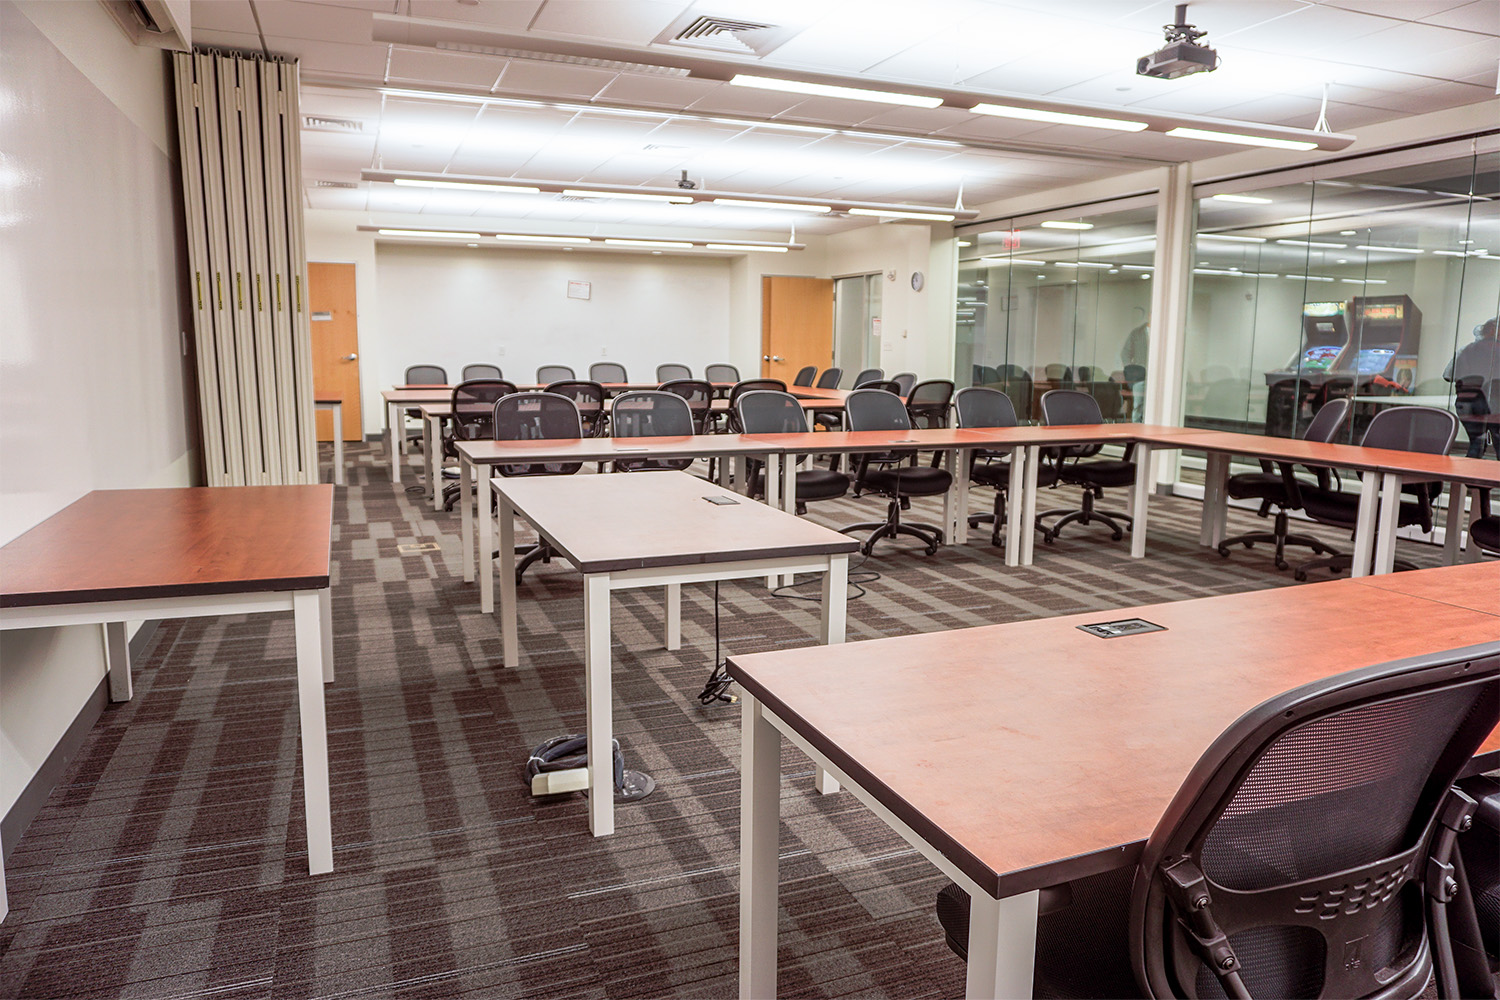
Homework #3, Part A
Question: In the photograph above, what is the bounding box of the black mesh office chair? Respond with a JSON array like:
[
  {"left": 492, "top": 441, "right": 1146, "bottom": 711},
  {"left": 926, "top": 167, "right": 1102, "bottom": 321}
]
[
  {"left": 812, "top": 367, "right": 848, "bottom": 432},
  {"left": 734, "top": 390, "right": 849, "bottom": 513},
  {"left": 705, "top": 363, "right": 740, "bottom": 385},
  {"left": 1293, "top": 406, "right": 1459, "bottom": 580},
  {"left": 999, "top": 364, "right": 1034, "bottom": 423},
  {"left": 1469, "top": 489, "right": 1499, "bottom": 556},
  {"left": 935, "top": 645, "right": 1499, "bottom": 1000},
  {"left": 792, "top": 365, "right": 817, "bottom": 387},
  {"left": 492, "top": 393, "right": 583, "bottom": 582},
  {"left": 590, "top": 361, "right": 627, "bottom": 384},
  {"left": 1217, "top": 398, "right": 1350, "bottom": 571},
  {"left": 725, "top": 379, "right": 787, "bottom": 433},
  {"left": 953, "top": 387, "right": 1057, "bottom": 546},
  {"left": 892, "top": 372, "right": 918, "bottom": 395},
  {"left": 544, "top": 380, "right": 608, "bottom": 437},
  {"left": 656, "top": 363, "right": 692, "bottom": 382},
  {"left": 536, "top": 364, "right": 574, "bottom": 383},
  {"left": 839, "top": 388, "right": 952, "bottom": 555},
  {"left": 440, "top": 379, "right": 517, "bottom": 510},
  {"left": 906, "top": 379, "right": 953, "bottom": 427},
  {"left": 658, "top": 379, "right": 715, "bottom": 434},
  {"left": 1451, "top": 770, "right": 1500, "bottom": 998},
  {"left": 857, "top": 379, "right": 902, "bottom": 396},
  {"left": 1043, "top": 363, "right": 1073, "bottom": 384},
  {"left": 1036, "top": 389, "right": 1135, "bottom": 544},
  {"left": 816, "top": 367, "right": 843, "bottom": 389},
  {"left": 462, "top": 363, "right": 502, "bottom": 381},
  {"left": 852, "top": 367, "right": 885, "bottom": 388},
  {"left": 610, "top": 390, "right": 694, "bottom": 472},
  {"left": 405, "top": 364, "right": 447, "bottom": 385}
]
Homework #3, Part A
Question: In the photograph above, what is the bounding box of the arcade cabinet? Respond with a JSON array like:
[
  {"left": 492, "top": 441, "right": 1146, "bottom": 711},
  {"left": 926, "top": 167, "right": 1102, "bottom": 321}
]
[{"left": 1265, "top": 302, "right": 1350, "bottom": 437}]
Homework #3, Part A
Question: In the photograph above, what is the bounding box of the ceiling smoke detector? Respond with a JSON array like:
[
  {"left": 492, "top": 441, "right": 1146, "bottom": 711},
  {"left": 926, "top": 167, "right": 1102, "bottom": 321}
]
[{"left": 1137, "top": 4, "right": 1219, "bottom": 80}]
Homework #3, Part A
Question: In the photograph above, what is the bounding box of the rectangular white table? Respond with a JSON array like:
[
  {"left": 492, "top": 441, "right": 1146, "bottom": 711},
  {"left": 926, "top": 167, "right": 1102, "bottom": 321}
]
[{"left": 487, "top": 471, "right": 858, "bottom": 836}]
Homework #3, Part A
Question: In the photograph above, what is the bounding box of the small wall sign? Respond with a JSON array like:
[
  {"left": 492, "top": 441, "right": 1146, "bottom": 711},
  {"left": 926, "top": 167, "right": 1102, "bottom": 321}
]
[{"left": 567, "top": 280, "right": 591, "bottom": 300}]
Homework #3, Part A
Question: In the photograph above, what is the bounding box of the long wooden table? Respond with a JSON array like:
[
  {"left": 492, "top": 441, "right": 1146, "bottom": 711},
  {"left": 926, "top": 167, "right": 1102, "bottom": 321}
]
[
  {"left": 0, "top": 486, "right": 338, "bottom": 920},
  {"left": 490, "top": 471, "right": 858, "bottom": 836},
  {"left": 727, "top": 561, "right": 1500, "bottom": 999}
]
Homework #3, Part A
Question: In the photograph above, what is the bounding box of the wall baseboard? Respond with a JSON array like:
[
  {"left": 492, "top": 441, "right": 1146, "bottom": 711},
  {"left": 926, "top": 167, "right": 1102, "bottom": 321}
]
[{"left": 1, "top": 620, "right": 159, "bottom": 861}]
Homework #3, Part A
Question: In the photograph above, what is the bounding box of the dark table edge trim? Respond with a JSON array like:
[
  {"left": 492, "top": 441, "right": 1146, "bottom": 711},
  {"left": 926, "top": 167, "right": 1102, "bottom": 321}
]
[{"left": 0, "top": 574, "right": 332, "bottom": 609}]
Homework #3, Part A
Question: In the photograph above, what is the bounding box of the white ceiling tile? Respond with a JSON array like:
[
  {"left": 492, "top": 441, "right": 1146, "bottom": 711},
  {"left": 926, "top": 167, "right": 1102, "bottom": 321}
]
[
  {"left": 1216, "top": 6, "right": 1408, "bottom": 57},
  {"left": 254, "top": 0, "right": 374, "bottom": 43},
  {"left": 1422, "top": 0, "right": 1500, "bottom": 34},
  {"left": 494, "top": 60, "right": 619, "bottom": 99},
  {"left": 682, "top": 84, "right": 807, "bottom": 116},
  {"left": 528, "top": 0, "right": 685, "bottom": 44},
  {"left": 771, "top": 95, "right": 932, "bottom": 124},
  {"left": 190, "top": 1, "right": 260, "bottom": 34},
  {"left": 262, "top": 36, "right": 390, "bottom": 76},
  {"left": 301, "top": 86, "right": 385, "bottom": 118},
  {"left": 853, "top": 106, "right": 983, "bottom": 131},
  {"left": 1316, "top": 1, "right": 1476, "bottom": 21},
  {"left": 402, "top": 0, "right": 545, "bottom": 30},
  {"left": 595, "top": 73, "right": 721, "bottom": 108},
  {"left": 763, "top": 9, "right": 959, "bottom": 74},
  {"left": 385, "top": 47, "right": 506, "bottom": 88}
]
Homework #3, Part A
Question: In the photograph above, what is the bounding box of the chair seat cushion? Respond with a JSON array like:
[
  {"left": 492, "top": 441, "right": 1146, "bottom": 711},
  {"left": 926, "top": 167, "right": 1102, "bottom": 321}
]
[
  {"left": 1469, "top": 515, "right": 1498, "bottom": 554},
  {"left": 795, "top": 468, "right": 850, "bottom": 501},
  {"left": 1058, "top": 459, "right": 1135, "bottom": 488},
  {"left": 1225, "top": 472, "right": 1287, "bottom": 503},
  {"left": 1299, "top": 486, "right": 1428, "bottom": 529},
  {"left": 863, "top": 465, "right": 952, "bottom": 496},
  {"left": 971, "top": 460, "right": 1059, "bottom": 490}
]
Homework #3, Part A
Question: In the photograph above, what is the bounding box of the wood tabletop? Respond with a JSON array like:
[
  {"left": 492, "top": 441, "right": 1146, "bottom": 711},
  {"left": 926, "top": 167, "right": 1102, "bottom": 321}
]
[
  {"left": 727, "top": 572, "right": 1500, "bottom": 899},
  {"left": 1169, "top": 429, "right": 1500, "bottom": 485},
  {"left": 0, "top": 487, "right": 334, "bottom": 608},
  {"left": 492, "top": 471, "right": 857, "bottom": 574},
  {"left": 1352, "top": 560, "right": 1500, "bottom": 616},
  {"left": 458, "top": 434, "right": 788, "bottom": 465}
]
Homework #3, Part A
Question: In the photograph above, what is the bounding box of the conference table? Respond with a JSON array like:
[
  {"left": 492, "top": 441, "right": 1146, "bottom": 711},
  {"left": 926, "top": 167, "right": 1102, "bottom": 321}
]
[
  {"left": 0, "top": 486, "right": 338, "bottom": 920},
  {"left": 727, "top": 560, "right": 1500, "bottom": 999},
  {"left": 489, "top": 471, "right": 858, "bottom": 836}
]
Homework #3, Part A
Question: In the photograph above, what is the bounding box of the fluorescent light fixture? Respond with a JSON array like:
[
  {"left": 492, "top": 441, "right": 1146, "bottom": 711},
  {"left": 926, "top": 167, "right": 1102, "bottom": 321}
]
[
  {"left": 969, "top": 103, "right": 1146, "bottom": 132},
  {"left": 1140, "top": 274, "right": 1151, "bottom": 279},
  {"left": 1166, "top": 127, "right": 1318, "bottom": 151},
  {"left": 729, "top": 74, "right": 943, "bottom": 109},
  {"left": 377, "top": 229, "right": 481, "bottom": 238},
  {"left": 705, "top": 243, "right": 788, "bottom": 253},
  {"left": 1073, "top": 261, "right": 1112, "bottom": 269},
  {"left": 1276, "top": 239, "right": 1346, "bottom": 249},
  {"left": 1433, "top": 250, "right": 1468, "bottom": 257},
  {"left": 712, "top": 198, "right": 831, "bottom": 213},
  {"left": 1056, "top": 262, "right": 1079, "bottom": 268},
  {"left": 393, "top": 178, "right": 540, "bottom": 194},
  {"left": 1194, "top": 267, "right": 1247, "bottom": 275},
  {"left": 848, "top": 207, "right": 956, "bottom": 221},
  {"left": 604, "top": 239, "right": 693, "bottom": 248},
  {"left": 979, "top": 257, "right": 1046, "bottom": 265},
  {"left": 1197, "top": 233, "right": 1266, "bottom": 243},
  {"left": 1121, "top": 264, "right": 1154, "bottom": 271},
  {"left": 494, "top": 234, "right": 592, "bottom": 245},
  {"left": 1341, "top": 230, "right": 1358, "bottom": 235},
  {"left": 957, "top": 240, "right": 972, "bottom": 247},
  {"left": 1040, "top": 220, "right": 1093, "bottom": 230},
  {"left": 1355, "top": 244, "right": 1423, "bottom": 254},
  {"left": 563, "top": 189, "right": 694, "bottom": 204},
  {"left": 1287, "top": 275, "right": 1336, "bottom": 282},
  {"left": 1212, "top": 193, "right": 1273, "bottom": 204},
  {"left": 1342, "top": 278, "right": 1388, "bottom": 284}
]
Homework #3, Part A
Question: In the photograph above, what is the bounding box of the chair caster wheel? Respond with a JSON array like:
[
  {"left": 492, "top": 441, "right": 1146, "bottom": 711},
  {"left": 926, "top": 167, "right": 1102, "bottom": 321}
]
[
  {"left": 1242, "top": 541, "right": 1255, "bottom": 549},
  {"left": 1110, "top": 531, "right": 1123, "bottom": 541},
  {"left": 1216, "top": 545, "right": 1230, "bottom": 558},
  {"left": 1293, "top": 570, "right": 1308, "bottom": 581},
  {"left": 1275, "top": 561, "right": 1289, "bottom": 571}
]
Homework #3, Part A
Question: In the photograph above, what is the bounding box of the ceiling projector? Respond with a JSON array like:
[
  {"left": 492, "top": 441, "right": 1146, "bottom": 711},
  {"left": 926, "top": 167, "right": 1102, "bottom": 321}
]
[{"left": 1137, "top": 4, "right": 1219, "bottom": 80}]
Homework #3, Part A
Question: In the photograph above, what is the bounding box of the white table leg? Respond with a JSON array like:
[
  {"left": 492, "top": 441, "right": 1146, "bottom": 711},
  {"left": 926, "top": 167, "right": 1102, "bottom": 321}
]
[
  {"left": 319, "top": 586, "right": 334, "bottom": 683},
  {"left": 1200, "top": 451, "right": 1229, "bottom": 547},
  {"left": 665, "top": 582, "right": 681, "bottom": 651},
  {"left": 1129, "top": 444, "right": 1153, "bottom": 559},
  {"left": 103, "top": 620, "right": 131, "bottom": 702},
  {"left": 1004, "top": 447, "right": 1026, "bottom": 566},
  {"left": 765, "top": 453, "right": 781, "bottom": 587},
  {"left": 1350, "top": 470, "right": 1380, "bottom": 578},
  {"left": 0, "top": 844, "right": 7, "bottom": 921},
  {"left": 965, "top": 890, "right": 1040, "bottom": 1000},
  {"left": 1443, "top": 482, "right": 1467, "bottom": 565},
  {"left": 739, "top": 694, "right": 781, "bottom": 1000},
  {"left": 292, "top": 589, "right": 333, "bottom": 876},
  {"left": 944, "top": 448, "right": 970, "bottom": 547},
  {"left": 1019, "top": 446, "right": 1040, "bottom": 565},
  {"left": 1371, "top": 471, "right": 1403, "bottom": 576},
  {"left": 584, "top": 573, "right": 614, "bottom": 837},
  {"left": 1466, "top": 509, "right": 1485, "bottom": 563},
  {"left": 734, "top": 456, "right": 748, "bottom": 496},
  {"left": 480, "top": 473, "right": 495, "bottom": 614},
  {"left": 460, "top": 457, "right": 475, "bottom": 583},
  {"left": 331, "top": 403, "right": 344, "bottom": 486},
  {"left": 814, "top": 552, "right": 849, "bottom": 796},
  {"left": 426, "top": 415, "right": 442, "bottom": 512},
  {"left": 388, "top": 400, "right": 403, "bottom": 484},
  {"left": 780, "top": 454, "right": 799, "bottom": 587},
  {"left": 386, "top": 400, "right": 397, "bottom": 483},
  {"left": 498, "top": 489, "right": 518, "bottom": 665}
]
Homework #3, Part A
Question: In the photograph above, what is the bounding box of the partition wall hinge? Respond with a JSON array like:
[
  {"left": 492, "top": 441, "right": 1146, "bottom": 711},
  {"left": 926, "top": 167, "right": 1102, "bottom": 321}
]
[
  {"left": 275, "top": 274, "right": 283, "bottom": 310},
  {"left": 192, "top": 82, "right": 201, "bottom": 106},
  {"left": 236, "top": 272, "right": 244, "bottom": 310},
  {"left": 295, "top": 275, "right": 303, "bottom": 312},
  {"left": 195, "top": 271, "right": 203, "bottom": 310},
  {"left": 215, "top": 272, "right": 223, "bottom": 310},
  {"left": 256, "top": 274, "right": 263, "bottom": 311}
]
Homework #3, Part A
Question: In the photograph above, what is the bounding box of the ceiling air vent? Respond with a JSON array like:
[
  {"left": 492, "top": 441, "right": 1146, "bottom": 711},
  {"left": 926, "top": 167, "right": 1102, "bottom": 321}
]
[
  {"left": 304, "top": 116, "right": 364, "bottom": 133},
  {"left": 655, "top": 13, "right": 800, "bottom": 57},
  {"left": 312, "top": 180, "right": 358, "bottom": 189}
]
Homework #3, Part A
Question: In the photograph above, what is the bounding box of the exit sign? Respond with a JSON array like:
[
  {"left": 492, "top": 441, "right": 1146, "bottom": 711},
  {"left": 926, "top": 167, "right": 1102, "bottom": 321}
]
[{"left": 999, "top": 230, "right": 1021, "bottom": 249}]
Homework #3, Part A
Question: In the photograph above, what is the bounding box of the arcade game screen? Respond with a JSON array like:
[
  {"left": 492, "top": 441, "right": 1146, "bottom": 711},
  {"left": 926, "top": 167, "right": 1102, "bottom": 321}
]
[
  {"left": 1352, "top": 348, "right": 1395, "bottom": 374},
  {"left": 1299, "top": 345, "right": 1343, "bottom": 371}
]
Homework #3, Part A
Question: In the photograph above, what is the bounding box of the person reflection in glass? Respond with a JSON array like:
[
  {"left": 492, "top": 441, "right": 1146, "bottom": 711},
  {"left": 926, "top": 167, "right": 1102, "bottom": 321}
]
[{"left": 1444, "top": 318, "right": 1500, "bottom": 458}]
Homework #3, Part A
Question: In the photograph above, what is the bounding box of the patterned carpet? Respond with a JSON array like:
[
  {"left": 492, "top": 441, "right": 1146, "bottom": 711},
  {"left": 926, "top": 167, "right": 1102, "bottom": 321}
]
[{"left": 0, "top": 441, "right": 1447, "bottom": 999}]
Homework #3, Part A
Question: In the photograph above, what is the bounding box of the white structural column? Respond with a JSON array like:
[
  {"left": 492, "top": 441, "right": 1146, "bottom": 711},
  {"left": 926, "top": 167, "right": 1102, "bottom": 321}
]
[{"left": 1146, "top": 162, "right": 1195, "bottom": 489}]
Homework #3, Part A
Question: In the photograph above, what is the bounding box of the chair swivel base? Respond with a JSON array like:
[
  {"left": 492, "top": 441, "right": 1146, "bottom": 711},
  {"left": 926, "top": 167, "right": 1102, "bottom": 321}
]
[
  {"left": 1036, "top": 488, "right": 1132, "bottom": 544},
  {"left": 494, "top": 542, "right": 557, "bottom": 583},
  {"left": 1293, "top": 552, "right": 1417, "bottom": 582},
  {"left": 839, "top": 499, "right": 944, "bottom": 556},
  {"left": 1216, "top": 510, "right": 1337, "bottom": 571}
]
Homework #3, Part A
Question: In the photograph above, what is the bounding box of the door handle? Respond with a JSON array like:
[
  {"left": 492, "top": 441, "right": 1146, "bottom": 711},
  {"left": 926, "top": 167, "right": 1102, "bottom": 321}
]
[
  {"left": 343, "top": 353, "right": 358, "bottom": 361},
  {"left": 772, "top": 355, "right": 784, "bottom": 362},
  {"left": 763, "top": 354, "right": 771, "bottom": 361}
]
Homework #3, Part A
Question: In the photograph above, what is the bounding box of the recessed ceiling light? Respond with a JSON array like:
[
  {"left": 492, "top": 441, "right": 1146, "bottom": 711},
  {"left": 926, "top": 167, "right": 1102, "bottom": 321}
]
[
  {"left": 1211, "top": 193, "right": 1273, "bottom": 205},
  {"left": 393, "top": 178, "right": 541, "bottom": 194},
  {"left": 712, "top": 198, "right": 831, "bottom": 213},
  {"left": 1354, "top": 244, "right": 1423, "bottom": 254},
  {"left": 494, "top": 234, "right": 593, "bottom": 245},
  {"left": 706, "top": 244, "right": 789, "bottom": 253},
  {"left": 957, "top": 240, "right": 972, "bottom": 247},
  {"left": 848, "top": 208, "right": 956, "bottom": 221},
  {"left": 1040, "top": 220, "right": 1093, "bottom": 230},
  {"left": 1336, "top": 258, "right": 1348, "bottom": 263},
  {"left": 1277, "top": 239, "right": 1345, "bottom": 249},
  {"left": 377, "top": 228, "right": 482, "bottom": 238},
  {"left": 969, "top": 103, "right": 1146, "bottom": 132},
  {"left": 1459, "top": 239, "right": 1475, "bottom": 244},
  {"left": 729, "top": 74, "right": 943, "bottom": 108},
  {"left": 1340, "top": 230, "right": 1357, "bottom": 235},
  {"left": 1140, "top": 274, "right": 1150, "bottom": 279},
  {"left": 1197, "top": 233, "right": 1266, "bottom": 243},
  {"left": 467, "top": 243, "right": 478, "bottom": 247},
  {"left": 1166, "top": 127, "right": 1317, "bottom": 150},
  {"left": 562, "top": 189, "right": 694, "bottom": 204},
  {"left": 651, "top": 250, "right": 663, "bottom": 254},
  {"left": 605, "top": 239, "right": 693, "bottom": 248}
]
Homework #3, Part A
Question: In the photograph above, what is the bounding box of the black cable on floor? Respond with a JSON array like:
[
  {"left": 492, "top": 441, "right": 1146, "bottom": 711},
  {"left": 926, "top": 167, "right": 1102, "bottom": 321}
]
[
  {"left": 767, "top": 549, "right": 880, "bottom": 602},
  {"left": 697, "top": 580, "right": 736, "bottom": 705}
]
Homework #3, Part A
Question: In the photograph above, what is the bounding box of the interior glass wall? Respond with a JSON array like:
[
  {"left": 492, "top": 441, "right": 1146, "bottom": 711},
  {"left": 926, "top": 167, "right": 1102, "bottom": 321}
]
[
  {"left": 1184, "top": 144, "right": 1499, "bottom": 455},
  {"left": 955, "top": 202, "right": 1158, "bottom": 423},
  {"left": 834, "top": 273, "right": 882, "bottom": 375}
]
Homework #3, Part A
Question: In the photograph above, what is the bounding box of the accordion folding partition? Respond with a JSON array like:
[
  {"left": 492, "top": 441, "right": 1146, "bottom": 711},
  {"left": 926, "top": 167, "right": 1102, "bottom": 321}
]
[{"left": 173, "top": 50, "right": 316, "bottom": 486}]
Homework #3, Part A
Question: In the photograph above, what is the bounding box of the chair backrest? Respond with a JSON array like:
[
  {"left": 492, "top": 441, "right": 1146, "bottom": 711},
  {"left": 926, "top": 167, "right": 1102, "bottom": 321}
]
[
  {"left": 405, "top": 364, "right": 447, "bottom": 385},
  {"left": 491, "top": 392, "right": 582, "bottom": 477},
  {"left": 537, "top": 364, "right": 574, "bottom": 383},
  {"left": 906, "top": 379, "right": 955, "bottom": 428},
  {"left": 735, "top": 390, "right": 811, "bottom": 435},
  {"left": 1360, "top": 404, "right": 1459, "bottom": 455},
  {"left": 1076, "top": 364, "right": 1095, "bottom": 383},
  {"left": 1131, "top": 646, "right": 1499, "bottom": 1000},
  {"left": 891, "top": 372, "right": 918, "bottom": 395},
  {"left": 852, "top": 367, "right": 885, "bottom": 388},
  {"left": 1043, "top": 363, "right": 1072, "bottom": 382},
  {"left": 859, "top": 379, "right": 902, "bottom": 395},
  {"left": 954, "top": 386, "right": 1018, "bottom": 430},
  {"left": 816, "top": 367, "right": 844, "bottom": 389},
  {"left": 543, "top": 380, "right": 607, "bottom": 436},
  {"left": 590, "top": 361, "right": 628, "bottom": 384},
  {"left": 656, "top": 363, "right": 692, "bottom": 382},
  {"left": 1040, "top": 388, "right": 1105, "bottom": 426},
  {"left": 658, "top": 378, "right": 715, "bottom": 433},
  {"left": 1303, "top": 397, "right": 1351, "bottom": 444},
  {"left": 727, "top": 379, "right": 788, "bottom": 432},
  {"left": 705, "top": 363, "right": 740, "bottom": 384},
  {"left": 610, "top": 391, "right": 694, "bottom": 471},
  {"left": 844, "top": 387, "right": 913, "bottom": 433},
  {"left": 450, "top": 379, "right": 517, "bottom": 442},
  {"left": 462, "top": 363, "right": 503, "bottom": 381},
  {"left": 793, "top": 365, "right": 818, "bottom": 387}
]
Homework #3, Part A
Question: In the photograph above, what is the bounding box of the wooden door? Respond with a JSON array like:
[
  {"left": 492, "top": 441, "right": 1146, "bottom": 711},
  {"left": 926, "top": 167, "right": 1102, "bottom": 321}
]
[
  {"left": 761, "top": 276, "right": 834, "bottom": 382},
  {"left": 308, "top": 262, "right": 362, "bottom": 441}
]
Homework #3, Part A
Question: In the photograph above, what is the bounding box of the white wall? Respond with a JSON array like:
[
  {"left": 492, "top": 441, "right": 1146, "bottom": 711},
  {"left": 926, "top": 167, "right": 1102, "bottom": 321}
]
[
  {"left": 823, "top": 222, "right": 954, "bottom": 379},
  {"left": 304, "top": 211, "right": 382, "bottom": 438},
  {"left": 0, "top": 2, "right": 193, "bottom": 820}
]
